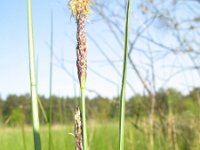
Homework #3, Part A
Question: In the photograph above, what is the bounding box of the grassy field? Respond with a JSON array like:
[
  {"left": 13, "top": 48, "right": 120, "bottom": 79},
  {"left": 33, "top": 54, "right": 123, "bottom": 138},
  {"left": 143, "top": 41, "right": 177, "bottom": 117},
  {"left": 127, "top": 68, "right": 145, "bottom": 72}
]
[
  {"left": 1, "top": 119, "right": 199, "bottom": 150},
  {"left": 0, "top": 122, "right": 147, "bottom": 150}
]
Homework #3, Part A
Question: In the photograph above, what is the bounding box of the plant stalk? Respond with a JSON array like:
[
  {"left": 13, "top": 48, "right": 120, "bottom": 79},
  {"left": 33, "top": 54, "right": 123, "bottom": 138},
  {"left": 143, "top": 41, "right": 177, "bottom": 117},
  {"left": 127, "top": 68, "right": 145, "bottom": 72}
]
[
  {"left": 69, "top": 1, "right": 91, "bottom": 149},
  {"left": 27, "top": 0, "right": 41, "bottom": 149},
  {"left": 119, "top": 0, "right": 131, "bottom": 150},
  {"left": 48, "top": 9, "right": 54, "bottom": 150},
  {"left": 81, "top": 87, "right": 87, "bottom": 150}
]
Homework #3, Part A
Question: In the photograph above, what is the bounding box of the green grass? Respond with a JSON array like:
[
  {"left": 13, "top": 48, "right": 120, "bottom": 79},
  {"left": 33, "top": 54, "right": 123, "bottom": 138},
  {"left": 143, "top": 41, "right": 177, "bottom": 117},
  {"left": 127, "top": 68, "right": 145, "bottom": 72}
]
[
  {"left": 0, "top": 126, "right": 74, "bottom": 150},
  {"left": 0, "top": 122, "right": 144, "bottom": 150},
  {"left": 1, "top": 120, "right": 199, "bottom": 150}
]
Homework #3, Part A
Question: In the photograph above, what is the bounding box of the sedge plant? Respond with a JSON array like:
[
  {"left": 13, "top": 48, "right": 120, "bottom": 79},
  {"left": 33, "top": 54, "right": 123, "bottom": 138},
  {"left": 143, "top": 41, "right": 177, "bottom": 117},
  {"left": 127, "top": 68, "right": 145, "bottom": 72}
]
[
  {"left": 27, "top": 0, "right": 41, "bottom": 150},
  {"left": 119, "top": 0, "right": 131, "bottom": 150},
  {"left": 69, "top": 0, "right": 91, "bottom": 149}
]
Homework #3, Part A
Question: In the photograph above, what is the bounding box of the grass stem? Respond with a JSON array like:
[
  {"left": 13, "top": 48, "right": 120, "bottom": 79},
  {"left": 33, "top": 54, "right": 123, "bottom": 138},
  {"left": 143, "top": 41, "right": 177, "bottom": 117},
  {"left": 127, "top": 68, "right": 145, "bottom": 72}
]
[
  {"left": 27, "top": 0, "right": 41, "bottom": 149},
  {"left": 119, "top": 0, "right": 131, "bottom": 150},
  {"left": 48, "top": 9, "right": 54, "bottom": 150},
  {"left": 81, "top": 87, "right": 87, "bottom": 150}
]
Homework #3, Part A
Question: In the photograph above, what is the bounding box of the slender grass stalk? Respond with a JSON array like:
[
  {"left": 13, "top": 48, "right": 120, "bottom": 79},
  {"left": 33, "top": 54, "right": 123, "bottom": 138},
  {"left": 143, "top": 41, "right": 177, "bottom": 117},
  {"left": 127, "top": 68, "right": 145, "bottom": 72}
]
[
  {"left": 81, "top": 87, "right": 87, "bottom": 150},
  {"left": 48, "top": 9, "right": 54, "bottom": 150},
  {"left": 37, "top": 96, "right": 48, "bottom": 122},
  {"left": 119, "top": 0, "right": 131, "bottom": 150},
  {"left": 36, "top": 57, "right": 48, "bottom": 123},
  {"left": 27, "top": 0, "right": 41, "bottom": 150},
  {"left": 69, "top": 1, "right": 91, "bottom": 149}
]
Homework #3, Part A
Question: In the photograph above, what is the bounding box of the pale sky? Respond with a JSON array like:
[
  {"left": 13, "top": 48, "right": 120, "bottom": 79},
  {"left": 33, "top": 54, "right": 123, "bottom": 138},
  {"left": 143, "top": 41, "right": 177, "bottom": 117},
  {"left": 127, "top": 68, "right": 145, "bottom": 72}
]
[{"left": 0, "top": 0, "right": 200, "bottom": 99}]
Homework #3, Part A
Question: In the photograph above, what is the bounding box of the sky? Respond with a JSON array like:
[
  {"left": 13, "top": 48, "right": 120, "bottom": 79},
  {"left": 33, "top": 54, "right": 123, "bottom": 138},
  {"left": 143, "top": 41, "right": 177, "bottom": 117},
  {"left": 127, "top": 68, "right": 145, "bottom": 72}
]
[
  {"left": 0, "top": 0, "right": 200, "bottom": 100},
  {"left": 0, "top": 0, "right": 123, "bottom": 99}
]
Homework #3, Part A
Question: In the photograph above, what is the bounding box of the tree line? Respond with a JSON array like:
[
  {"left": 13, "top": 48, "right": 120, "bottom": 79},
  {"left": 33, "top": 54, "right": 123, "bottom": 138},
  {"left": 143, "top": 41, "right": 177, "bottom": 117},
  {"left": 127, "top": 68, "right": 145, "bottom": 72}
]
[{"left": 0, "top": 88, "right": 199, "bottom": 126}]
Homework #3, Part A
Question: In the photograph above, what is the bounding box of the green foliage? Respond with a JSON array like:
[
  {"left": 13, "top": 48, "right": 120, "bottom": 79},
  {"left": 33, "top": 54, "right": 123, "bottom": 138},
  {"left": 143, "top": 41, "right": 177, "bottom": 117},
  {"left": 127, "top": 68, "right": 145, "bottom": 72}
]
[
  {"left": 88, "top": 96, "right": 111, "bottom": 120},
  {"left": 127, "top": 94, "right": 148, "bottom": 118},
  {"left": 0, "top": 87, "right": 199, "bottom": 125},
  {"left": 109, "top": 97, "right": 120, "bottom": 119},
  {"left": 10, "top": 108, "right": 25, "bottom": 126},
  {"left": 166, "top": 88, "right": 182, "bottom": 113},
  {"left": 0, "top": 123, "right": 150, "bottom": 150},
  {"left": 1, "top": 121, "right": 199, "bottom": 150},
  {"left": 0, "top": 87, "right": 200, "bottom": 149}
]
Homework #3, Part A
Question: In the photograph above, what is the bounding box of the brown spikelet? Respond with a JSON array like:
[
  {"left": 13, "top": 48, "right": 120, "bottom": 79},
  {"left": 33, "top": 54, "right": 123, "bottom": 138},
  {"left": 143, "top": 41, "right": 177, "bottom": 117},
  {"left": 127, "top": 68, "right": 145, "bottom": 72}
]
[
  {"left": 76, "top": 13, "right": 87, "bottom": 88},
  {"left": 74, "top": 106, "right": 83, "bottom": 150}
]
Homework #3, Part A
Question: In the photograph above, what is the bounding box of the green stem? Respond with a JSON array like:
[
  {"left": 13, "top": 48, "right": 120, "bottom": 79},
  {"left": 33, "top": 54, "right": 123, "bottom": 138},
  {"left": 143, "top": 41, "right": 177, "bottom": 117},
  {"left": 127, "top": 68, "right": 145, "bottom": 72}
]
[
  {"left": 48, "top": 9, "right": 54, "bottom": 150},
  {"left": 27, "top": 0, "right": 41, "bottom": 150},
  {"left": 119, "top": 0, "right": 131, "bottom": 150},
  {"left": 37, "top": 96, "right": 48, "bottom": 123},
  {"left": 81, "top": 86, "right": 87, "bottom": 150}
]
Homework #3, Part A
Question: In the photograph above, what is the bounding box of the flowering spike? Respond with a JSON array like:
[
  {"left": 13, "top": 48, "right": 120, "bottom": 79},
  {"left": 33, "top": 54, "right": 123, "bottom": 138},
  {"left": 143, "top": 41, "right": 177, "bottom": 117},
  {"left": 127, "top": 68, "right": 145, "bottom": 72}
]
[
  {"left": 70, "top": 0, "right": 91, "bottom": 18},
  {"left": 69, "top": 1, "right": 91, "bottom": 149},
  {"left": 69, "top": 0, "right": 90, "bottom": 88}
]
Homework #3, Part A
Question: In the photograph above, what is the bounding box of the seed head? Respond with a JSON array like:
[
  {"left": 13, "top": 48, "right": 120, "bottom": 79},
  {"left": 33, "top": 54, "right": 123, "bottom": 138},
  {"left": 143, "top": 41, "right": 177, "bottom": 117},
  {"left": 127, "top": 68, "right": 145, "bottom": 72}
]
[
  {"left": 69, "top": 0, "right": 91, "bottom": 88},
  {"left": 74, "top": 106, "right": 83, "bottom": 150}
]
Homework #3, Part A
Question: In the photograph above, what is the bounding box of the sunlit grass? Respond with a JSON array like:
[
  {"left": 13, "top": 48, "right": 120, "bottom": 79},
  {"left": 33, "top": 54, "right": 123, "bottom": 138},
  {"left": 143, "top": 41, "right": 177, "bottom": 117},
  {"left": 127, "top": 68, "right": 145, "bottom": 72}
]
[
  {"left": 119, "top": 0, "right": 131, "bottom": 150},
  {"left": 27, "top": 0, "right": 41, "bottom": 149},
  {"left": 0, "top": 123, "right": 141, "bottom": 150},
  {"left": 1, "top": 120, "right": 199, "bottom": 150}
]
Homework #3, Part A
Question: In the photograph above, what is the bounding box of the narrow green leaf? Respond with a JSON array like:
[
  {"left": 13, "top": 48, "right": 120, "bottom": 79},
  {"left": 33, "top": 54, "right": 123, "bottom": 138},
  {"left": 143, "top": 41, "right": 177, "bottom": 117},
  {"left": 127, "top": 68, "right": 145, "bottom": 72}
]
[
  {"left": 119, "top": 0, "right": 131, "bottom": 150},
  {"left": 27, "top": 0, "right": 41, "bottom": 149}
]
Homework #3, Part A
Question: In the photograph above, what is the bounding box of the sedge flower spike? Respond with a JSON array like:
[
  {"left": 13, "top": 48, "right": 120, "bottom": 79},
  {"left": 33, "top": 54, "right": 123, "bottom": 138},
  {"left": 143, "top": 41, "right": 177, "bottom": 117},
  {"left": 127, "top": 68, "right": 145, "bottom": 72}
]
[
  {"left": 70, "top": 0, "right": 91, "bottom": 88},
  {"left": 69, "top": 1, "right": 91, "bottom": 150}
]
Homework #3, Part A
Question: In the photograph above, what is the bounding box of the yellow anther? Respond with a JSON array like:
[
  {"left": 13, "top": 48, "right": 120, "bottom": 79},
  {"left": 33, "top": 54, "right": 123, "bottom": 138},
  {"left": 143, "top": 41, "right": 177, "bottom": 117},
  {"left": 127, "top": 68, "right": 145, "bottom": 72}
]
[{"left": 70, "top": 0, "right": 90, "bottom": 17}]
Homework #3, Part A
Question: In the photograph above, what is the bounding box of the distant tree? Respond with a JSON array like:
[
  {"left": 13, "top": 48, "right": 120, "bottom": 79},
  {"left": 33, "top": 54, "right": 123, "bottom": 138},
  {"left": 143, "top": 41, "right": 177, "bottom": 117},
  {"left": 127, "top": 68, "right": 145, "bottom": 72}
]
[
  {"left": 0, "top": 90, "right": 199, "bottom": 125},
  {"left": 2, "top": 95, "right": 19, "bottom": 122},
  {"left": 88, "top": 96, "right": 110, "bottom": 120},
  {"left": 127, "top": 94, "right": 148, "bottom": 118},
  {"left": 166, "top": 88, "right": 182, "bottom": 113},
  {"left": 188, "top": 88, "right": 200, "bottom": 103},
  {"left": 10, "top": 108, "right": 25, "bottom": 126},
  {"left": 156, "top": 88, "right": 168, "bottom": 115},
  {"left": 109, "top": 97, "right": 120, "bottom": 119}
]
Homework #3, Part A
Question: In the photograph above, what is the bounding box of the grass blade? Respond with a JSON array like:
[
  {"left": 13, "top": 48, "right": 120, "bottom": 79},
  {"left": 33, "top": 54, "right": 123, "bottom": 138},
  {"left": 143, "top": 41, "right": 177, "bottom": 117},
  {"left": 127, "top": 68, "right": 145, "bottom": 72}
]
[
  {"left": 48, "top": 9, "right": 54, "bottom": 150},
  {"left": 119, "top": 0, "right": 131, "bottom": 150},
  {"left": 27, "top": 0, "right": 41, "bottom": 149}
]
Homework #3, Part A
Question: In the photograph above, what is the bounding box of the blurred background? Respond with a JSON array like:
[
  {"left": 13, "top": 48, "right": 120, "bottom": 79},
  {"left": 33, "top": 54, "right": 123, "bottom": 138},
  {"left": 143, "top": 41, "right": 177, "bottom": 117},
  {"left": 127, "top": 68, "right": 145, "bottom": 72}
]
[{"left": 0, "top": 0, "right": 200, "bottom": 150}]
